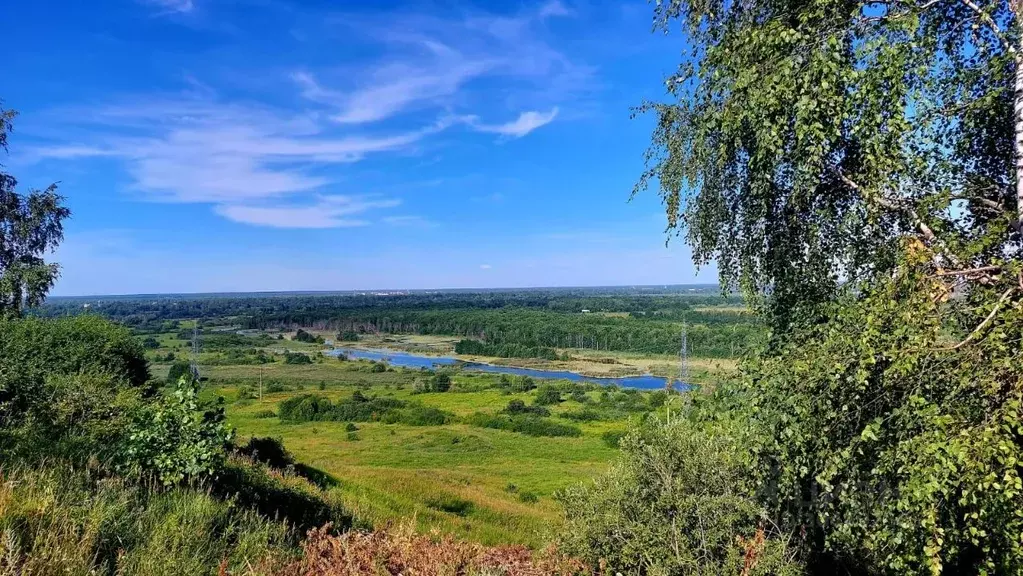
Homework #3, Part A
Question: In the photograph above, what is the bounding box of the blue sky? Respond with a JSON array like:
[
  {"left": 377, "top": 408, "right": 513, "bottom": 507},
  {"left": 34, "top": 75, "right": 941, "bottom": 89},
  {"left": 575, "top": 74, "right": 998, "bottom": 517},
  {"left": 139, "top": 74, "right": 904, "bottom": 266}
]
[{"left": 6, "top": 0, "right": 712, "bottom": 296}]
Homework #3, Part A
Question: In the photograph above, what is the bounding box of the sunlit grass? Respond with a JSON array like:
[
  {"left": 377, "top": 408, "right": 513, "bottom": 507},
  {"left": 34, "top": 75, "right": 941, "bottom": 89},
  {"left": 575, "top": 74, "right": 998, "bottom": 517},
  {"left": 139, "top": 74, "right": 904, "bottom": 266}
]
[{"left": 215, "top": 364, "right": 634, "bottom": 547}]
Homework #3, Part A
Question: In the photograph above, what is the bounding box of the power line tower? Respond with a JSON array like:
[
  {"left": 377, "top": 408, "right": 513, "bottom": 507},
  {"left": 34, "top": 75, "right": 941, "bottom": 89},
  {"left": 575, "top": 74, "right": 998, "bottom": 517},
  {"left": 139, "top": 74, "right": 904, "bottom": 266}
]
[
  {"left": 677, "top": 321, "right": 690, "bottom": 392},
  {"left": 189, "top": 322, "right": 201, "bottom": 382}
]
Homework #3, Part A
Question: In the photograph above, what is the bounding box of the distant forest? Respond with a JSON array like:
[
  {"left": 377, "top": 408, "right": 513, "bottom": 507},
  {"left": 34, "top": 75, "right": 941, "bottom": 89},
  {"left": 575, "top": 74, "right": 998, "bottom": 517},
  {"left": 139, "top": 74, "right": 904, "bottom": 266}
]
[{"left": 40, "top": 288, "right": 759, "bottom": 358}]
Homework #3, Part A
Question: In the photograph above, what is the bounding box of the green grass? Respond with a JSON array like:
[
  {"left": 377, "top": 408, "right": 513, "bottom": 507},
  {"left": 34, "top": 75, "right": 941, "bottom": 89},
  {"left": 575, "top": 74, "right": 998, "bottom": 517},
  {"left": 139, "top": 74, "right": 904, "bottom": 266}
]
[
  {"left": 0, "top": 462, "right": 304, "bottom": 575},
  {"left": 212, "top": 362, "right": 642, "bottom": 547}
]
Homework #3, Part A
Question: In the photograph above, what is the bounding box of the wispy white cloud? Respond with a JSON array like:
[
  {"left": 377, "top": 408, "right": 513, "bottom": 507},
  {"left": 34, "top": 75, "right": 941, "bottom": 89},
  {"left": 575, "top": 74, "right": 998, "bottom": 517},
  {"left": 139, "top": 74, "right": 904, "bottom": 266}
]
[
  {"left": 215, "top": 195, "right": 400, "bottom": 228},
  {"left": 294, "top": 58, "right": 490, "bottom": 125},
  {"left": 467, "top": 108, "right": 559, "bottom": 138},
  {"left": 479, "top": 264, "right": 492, "bottom": 270},
  {"left": 28, "top": 3, "right": 590, "bottom": 229},
  {"left": 538, "top": 0, "right": 572, "bottom": 20},
  {"left": 30, "top": 97, "right": 452, "bottom": 206},
  {"left": 141, "top": 0, "right": 194, "bottom": 14},
  {"left": 293, "top": 6, "right": 590, "bottom": 125}
]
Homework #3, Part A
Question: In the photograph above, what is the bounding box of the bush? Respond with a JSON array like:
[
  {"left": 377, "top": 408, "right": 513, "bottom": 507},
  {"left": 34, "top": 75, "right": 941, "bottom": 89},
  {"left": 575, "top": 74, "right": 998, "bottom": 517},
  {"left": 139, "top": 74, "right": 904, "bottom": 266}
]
[
  {"left": 278, "top": 393, "right": 451, "bottom": 426},
  {"left": 558, "top": 417, "right": 799, "bottom": 575},
  {"left": 534, "top": 385, "right": 562, "bottom": 405},
  {"left": 600, "top": 429, "right": 626, "bottom": 448},
  {"left": 518, "top": 490, "right": 539, "bottom": 504},
  {"left": 236, "top": 436, "right": 293, "bottom": 469},
  {"left": 166, "top": 361, "right": 193, "bottom": 384},
  {"left": 380, "top": 405, "right": 451, "bottom": 426},
  {"left": 117, "top": 378, "right": 233, "bottom": 485},
  {"left": 467, "top": 413, "right": 581, "bottom": 437},
  {"left": 431, "top": 372, "right": 451, "bottom": 392},
  {"left": 283, "top": 352, "right": 312, "bottom": 365},
  {"left": 561, "top": 409, "right": 603, "bottom": 422},
  {"left": 503, "top": 399, "right": 550, "bottom": 417},
  {"left": 425, "top": 495, "right": 474, "bottom": 517},
  {"left": 141, "top": 336, "right": 160, "bottom": 349},
  {"left": 0, "top": 315, "right": 151, "bottom": 397},
  {"left": 510, "top": 376, "right": 536, "bottom": 393},
  {"left": 569, "top": 390, "right": 590, "bottom": 404}
]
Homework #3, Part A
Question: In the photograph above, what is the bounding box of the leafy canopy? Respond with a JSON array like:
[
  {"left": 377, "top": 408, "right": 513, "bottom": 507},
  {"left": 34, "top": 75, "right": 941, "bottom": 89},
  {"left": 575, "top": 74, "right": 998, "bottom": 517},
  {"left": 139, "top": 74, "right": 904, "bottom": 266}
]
[
  {"left": 0, "top": 105, "right": 70, "bottom": 317},
  {"left": 638, "top": 0, "right": 1023, "bottom": 572},
  {"left": 639, "top": 0, "right": 1022, "bottom": 329}
]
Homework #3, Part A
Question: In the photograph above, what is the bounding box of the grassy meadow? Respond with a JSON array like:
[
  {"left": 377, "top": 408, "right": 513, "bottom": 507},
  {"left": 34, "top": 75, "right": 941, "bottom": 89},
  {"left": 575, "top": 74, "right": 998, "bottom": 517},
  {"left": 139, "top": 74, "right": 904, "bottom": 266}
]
[
  {"left": 131, "top": 295, "right": 749, "bottom": 548},
  {"left": 203, "top": 361, "right": 633, "bottom": 547}
]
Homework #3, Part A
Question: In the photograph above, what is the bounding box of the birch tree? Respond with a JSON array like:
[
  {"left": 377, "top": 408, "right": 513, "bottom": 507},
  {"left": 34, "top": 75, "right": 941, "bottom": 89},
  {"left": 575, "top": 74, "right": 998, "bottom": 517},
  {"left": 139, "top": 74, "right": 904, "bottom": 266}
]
[{"left": 640, "top": 0, "right": 1023, "bottom": 572}]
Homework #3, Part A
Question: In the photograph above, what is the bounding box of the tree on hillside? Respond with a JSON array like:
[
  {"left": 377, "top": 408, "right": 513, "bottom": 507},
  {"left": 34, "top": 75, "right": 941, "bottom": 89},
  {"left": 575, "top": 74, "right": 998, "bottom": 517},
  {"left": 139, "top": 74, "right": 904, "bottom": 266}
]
[
  {"left": 0, "top": 105, "right": 70, "bottom": 317},
  {"left": 639, "top": 0, "right": 1023, "bottom": 331},
  {"left": 622, "top": 0, "right": 1023, "bottom": 572}
]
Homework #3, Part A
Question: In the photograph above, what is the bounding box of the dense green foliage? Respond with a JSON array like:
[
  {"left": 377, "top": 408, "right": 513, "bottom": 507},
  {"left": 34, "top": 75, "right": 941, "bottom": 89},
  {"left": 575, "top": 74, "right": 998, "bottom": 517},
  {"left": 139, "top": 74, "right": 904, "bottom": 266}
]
[
  {"left": 118, "top": 377, "right": 233, "bottom": 485},
  {"left": 43, "top": 288, "right": 759, "bottom": 358},
  {"left": 627, "top": 0, "right": 1023, "bottom": 572},
  {"left": 277, "top": 393, "right": 452, "bottom": 426},
  {"left": 745, "top": 276, "right": 1023, "bottom": 573},
  {"left": 455, "top": 338, "right": 561, "bottom": 360},
  {"left": 293, "top": 328, "right": 322, "bottom": 344},
  {"left": 283, "top": 351, "right": 312, "bottom": 365},
  {"left": 559, "top": 412, "right": 799, "bottom": 574},
  {"left": 467, "top": 413, "right": 582, "bottom": 438},
  {"left": 0, "top": 107, "right": 70, "bottom": 318},
  {"left": 0, "top": 315, "right": 151, "bottom": 444},
  {"left": 0, "top": 465, "right": 297, "bottom": 575}
]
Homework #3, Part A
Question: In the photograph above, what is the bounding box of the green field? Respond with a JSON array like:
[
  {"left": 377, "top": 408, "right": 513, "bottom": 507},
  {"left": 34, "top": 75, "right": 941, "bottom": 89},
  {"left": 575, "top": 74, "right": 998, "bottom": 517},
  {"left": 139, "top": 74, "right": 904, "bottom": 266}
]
[{"left": 204, "top": 361, "right": 642, "bottom": 546}]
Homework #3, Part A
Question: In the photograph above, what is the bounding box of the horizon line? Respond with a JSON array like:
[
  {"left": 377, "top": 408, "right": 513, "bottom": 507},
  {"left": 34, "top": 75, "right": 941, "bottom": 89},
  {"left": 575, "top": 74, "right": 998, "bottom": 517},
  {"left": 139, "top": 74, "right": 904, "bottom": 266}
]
[{"left": 47, "top": 283, "right": 726, "bottom": 301}]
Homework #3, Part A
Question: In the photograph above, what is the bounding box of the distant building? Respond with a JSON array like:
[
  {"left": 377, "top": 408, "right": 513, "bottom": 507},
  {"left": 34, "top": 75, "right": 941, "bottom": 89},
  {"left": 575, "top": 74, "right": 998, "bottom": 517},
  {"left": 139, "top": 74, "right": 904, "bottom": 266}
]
[{"left": 581, "top": 309, "right": 590, "bottom": 313}]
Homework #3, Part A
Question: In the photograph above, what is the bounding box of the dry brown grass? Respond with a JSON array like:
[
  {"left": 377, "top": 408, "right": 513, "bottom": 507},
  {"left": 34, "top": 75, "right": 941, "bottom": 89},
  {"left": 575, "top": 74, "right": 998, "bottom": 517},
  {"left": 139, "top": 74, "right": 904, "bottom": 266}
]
[{"left": 272, "top": 522, "right": 589, "bottom": 576}]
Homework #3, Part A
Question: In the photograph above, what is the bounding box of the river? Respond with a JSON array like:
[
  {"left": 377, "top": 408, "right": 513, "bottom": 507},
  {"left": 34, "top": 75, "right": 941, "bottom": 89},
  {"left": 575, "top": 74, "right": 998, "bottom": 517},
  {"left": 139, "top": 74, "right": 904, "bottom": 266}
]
[{"left": 325, "top": 347, "right": 688, "bottom": 391}]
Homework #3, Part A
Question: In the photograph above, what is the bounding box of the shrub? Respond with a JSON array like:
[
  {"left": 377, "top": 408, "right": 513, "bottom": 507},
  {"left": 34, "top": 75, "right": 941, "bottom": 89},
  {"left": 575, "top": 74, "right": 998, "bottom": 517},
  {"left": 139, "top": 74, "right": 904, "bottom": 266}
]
[
  {"left": 166, "top": 361, "right": 193, "bottom": 383},
  {"left": 561, "top": 409, "right": 603, "bottom": 422},
  {"left": 380, "top": 405, "right": 451, "bottom": 426},
  {"left": 236, "top": 436, "right": 293, "bottom": 469},
  {"left": 0, "top": 316, "right": 151, "bottom": 415},
  {"left": 534, "top": 385, "right": 562, "bottom": 405},
  {"left": 425, "top": 495, "right": 474, "bottom": 517},
  {"left": 647, "top": 390, "right": 668, "bottom": 409},
  {"left": 141, "top": 336, "right": 160, "bottom": 349},
  {"left": 468, "top": 413, "right": 581, "bottom": 437},
  {"left": 283, "top": 352, "right": 312, "bottom": 365},
  {"left": 504, "top": 399, "right": 550, "bottom": 417},
  {"left": 117, "top": 377, "right": 233, "bottom": 485},
  {"left": 600, "top": 429, "right": 626, "bottom": 448},
  {"left": 278, "top": 394, "right": 451, "bottom": 426},
  {"left": 558, "top": 417, "right": 799, "bottom": 575},
  {"left": 510, "top": 376, "right": 536, "bottom": 393},
  {"left": 518, "top": 490, "right": 539, "bottom": 504},
  {"left": 431, "top": 372, "right": 451, "bottom": 392}
]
